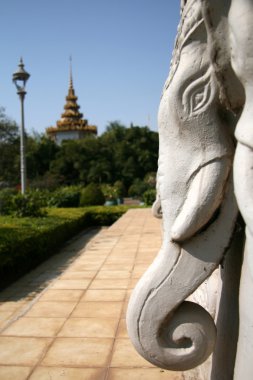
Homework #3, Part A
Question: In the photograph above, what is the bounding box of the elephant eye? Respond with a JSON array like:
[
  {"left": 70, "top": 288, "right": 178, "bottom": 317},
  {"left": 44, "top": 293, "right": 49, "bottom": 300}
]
[{"left": 182, "top": 68, "right": 215, "bottom": 117}]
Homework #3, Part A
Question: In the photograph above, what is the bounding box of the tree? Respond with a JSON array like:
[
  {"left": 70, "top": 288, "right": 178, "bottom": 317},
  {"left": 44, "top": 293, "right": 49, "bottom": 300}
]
[
  {"left": 0, "top": 107, "right": 20, "bottom": 185},
  {"left": 0, "top": 108, "right": 60, "bottom": 187},
  {"left": 26, "top": 134, "right": 59, "bottom": 180},
  {"left": 0, "top": 107, "right": 19, "bottom": 143},
  {"left": 1, "top": 121, "right": 159, "bottom": 191},
  {"left": 102, "top": 123, "right": 158, "bottom": 188}
]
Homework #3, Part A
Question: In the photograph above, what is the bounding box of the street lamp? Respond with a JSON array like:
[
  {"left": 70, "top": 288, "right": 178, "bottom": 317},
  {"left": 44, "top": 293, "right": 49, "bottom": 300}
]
[{"left": 12, "top": 58, "right": 30, "bottom": 194}]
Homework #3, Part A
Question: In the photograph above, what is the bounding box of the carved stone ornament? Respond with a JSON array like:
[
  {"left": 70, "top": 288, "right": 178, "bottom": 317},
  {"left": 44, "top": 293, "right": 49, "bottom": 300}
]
[{"left": 127, "top": 0, "right": 253, "bottom": 378}]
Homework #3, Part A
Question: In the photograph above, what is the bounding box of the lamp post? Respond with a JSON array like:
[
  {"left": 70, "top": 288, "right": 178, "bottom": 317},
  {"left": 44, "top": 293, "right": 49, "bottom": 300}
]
[{"left": 12, "top": 58, "right": 30, "bottom": 194}]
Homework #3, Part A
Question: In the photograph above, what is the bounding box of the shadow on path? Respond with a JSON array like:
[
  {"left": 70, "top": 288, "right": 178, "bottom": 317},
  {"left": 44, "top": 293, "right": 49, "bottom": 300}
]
[{"left": 0, "top": 227, "right": 102, "bottom": 305}]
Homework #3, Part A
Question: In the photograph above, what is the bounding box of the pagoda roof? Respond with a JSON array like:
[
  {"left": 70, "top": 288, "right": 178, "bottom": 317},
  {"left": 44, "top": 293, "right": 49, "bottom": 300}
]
[{"left": 47, "top": 61, "right": 97, "bottom": 137}]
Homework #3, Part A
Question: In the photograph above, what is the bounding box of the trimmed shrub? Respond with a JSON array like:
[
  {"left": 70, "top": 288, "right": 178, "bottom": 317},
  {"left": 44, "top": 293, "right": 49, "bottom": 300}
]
[
  {"left": 11, "top": 192, "right": 46, "bottom": 217},
  {"left": 48, "top": 186, "right": 81, "bottom": 208},
  {"left": 143, "top": 189, "right": 156, "bottom": 206},
  {"left": 80, "top": 184, "right": 105, "bottom": 206},
  {"left": 0, "top": 188, "right": 17, "bottom": 215},
  {"left": 86, "top": 206, "right": 129, "bottom": 225}
]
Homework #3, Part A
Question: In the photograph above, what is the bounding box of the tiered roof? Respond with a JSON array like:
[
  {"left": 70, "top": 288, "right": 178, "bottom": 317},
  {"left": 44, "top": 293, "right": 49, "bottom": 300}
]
[{"left": 46, "top": 63, "right": 97, "bottom": 136}]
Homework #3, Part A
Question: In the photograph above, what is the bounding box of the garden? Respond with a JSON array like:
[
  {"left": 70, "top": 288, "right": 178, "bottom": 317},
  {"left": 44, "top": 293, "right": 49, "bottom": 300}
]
[
  {"left": 0, "top": 203, "right": 134, "bottom": 289},
  {"left": 0, "top": 183, "right": 156, "bottom": 289},
  {"left": 0, "top": 110, "right": 158, "bottom": 289}
]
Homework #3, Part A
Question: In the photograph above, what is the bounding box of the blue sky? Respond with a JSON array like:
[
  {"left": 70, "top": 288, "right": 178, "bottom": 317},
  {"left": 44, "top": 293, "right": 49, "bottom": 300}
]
[{"left": 1, "top": 0, "right": 180, "bottom": 135}]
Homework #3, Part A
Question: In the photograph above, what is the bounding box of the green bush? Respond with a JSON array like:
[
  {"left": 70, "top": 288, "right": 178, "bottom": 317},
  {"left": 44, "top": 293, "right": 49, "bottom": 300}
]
[
  {"left": 32, "top": 189, "right": 51, "bottom": 207},
  {"left": 48, "top": 186, "right": 81, "bottom": 208},
  {"left": 143, "top": 189, "right": 156, "bottom": 205},
  {"left": 128, "top": 179, "right": 149, "bottom": 199},
  {"left": 0, "top": 188, "right": 17, "bottom": 215},
  {"left": 85, "top": 205, "right": 130, "bottom": 225},
  {"left": 143, "top": 172, "right": 156, "bottom": 188},
  {"left": 0, "top": 189, "right": 46, "bottom": 217},
  {"left": 11, "top": 192, "right": 46, "bottom": 217},
  {"left": 0, "top": 205, "right": 131, "bottom": 289},
  {"left": 114, "top": 180, "right": 126, "bottom": 198},
  {"left": 101, "top": 184, "right": 118, "bottom": 201},
  {"left": 80, "top": 184, "right": 105, "bottom": 206}
]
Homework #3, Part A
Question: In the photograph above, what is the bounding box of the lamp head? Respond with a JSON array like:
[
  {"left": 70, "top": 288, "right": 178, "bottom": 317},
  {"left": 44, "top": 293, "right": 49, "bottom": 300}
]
[{"left": 12, "top": 58, "right": 30, "bottom": 93}]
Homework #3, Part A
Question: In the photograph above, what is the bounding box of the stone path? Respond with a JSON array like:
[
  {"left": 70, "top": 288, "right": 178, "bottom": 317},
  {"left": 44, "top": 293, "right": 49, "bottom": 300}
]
[{"left": 0, "top": 209, "right": 184, "bottom": 380}]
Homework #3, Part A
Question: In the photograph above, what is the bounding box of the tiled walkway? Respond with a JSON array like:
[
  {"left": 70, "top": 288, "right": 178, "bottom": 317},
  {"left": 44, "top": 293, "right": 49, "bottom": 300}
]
[{"left": 0, "top": 209, "right": 184, "bottom": 380}]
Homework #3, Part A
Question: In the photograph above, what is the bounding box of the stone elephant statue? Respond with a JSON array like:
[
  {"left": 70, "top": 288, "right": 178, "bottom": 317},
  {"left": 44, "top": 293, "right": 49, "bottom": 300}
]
[{"left": 127, "top": 1, "right": 253, "bottom": 379}]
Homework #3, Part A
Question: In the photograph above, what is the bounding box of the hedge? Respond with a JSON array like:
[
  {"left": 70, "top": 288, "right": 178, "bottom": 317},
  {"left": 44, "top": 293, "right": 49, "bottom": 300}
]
[
  {"left": 0, "top": 205, "right": 132, "bottom": 289},
  {"left": 79, "top": 184, "right": 105, "bottom": 206}
]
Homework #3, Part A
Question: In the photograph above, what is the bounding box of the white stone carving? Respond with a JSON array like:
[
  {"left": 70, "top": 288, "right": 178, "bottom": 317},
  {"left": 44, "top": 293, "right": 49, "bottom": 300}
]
[
  {"left": 229, "top": 1, "right": 253, "bottom": 379},
  {"left": 126, "top": 0, "right": 252, "bottom": 377}
]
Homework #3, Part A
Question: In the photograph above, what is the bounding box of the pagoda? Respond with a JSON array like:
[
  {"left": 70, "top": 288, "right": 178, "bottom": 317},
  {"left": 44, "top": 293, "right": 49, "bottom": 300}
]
[{"left": 46, "top": 63, "right": 97, "bottom": 145}]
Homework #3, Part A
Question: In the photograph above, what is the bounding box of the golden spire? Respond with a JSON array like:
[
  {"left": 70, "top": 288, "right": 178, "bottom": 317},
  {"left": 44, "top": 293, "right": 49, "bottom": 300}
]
[
  {"left": 46, "top": 58, "right": 97, "bottom": 140},
  {"left": 69, "top": 55, "right": 73, "bottom": 90},
  {"left": 58, "top": 56, "right": 83, "bottom": 123}
]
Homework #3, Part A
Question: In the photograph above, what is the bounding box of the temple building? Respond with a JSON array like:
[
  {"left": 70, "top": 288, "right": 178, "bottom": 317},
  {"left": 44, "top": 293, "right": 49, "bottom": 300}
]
[{"left": 46, "top": 65, "right": 97, "bottom": 145}]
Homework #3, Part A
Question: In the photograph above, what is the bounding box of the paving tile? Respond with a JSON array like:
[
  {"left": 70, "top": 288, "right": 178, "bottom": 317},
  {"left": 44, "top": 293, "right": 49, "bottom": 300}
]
[
  {"left": 30, "top": 367, "right": 106, "bottom": 380},
  {"left": 0, "top": 336, "right": 51, "bottom": 365},
  {"left": 50, "top": 279, "right": 91, "bottom": 290},
  {"left": 2, "top": 317, "right": 65, "bottom": 337},
  {"left": 108, "top": 249, "right": 136, "bottom": 254},
  {"left": 39, "top": 289, "right": 84, "bottom": 302},
  {"left": 28, "top": 272, "right": 60, "bottom": 285},
  {"left": 138, "top": 246, "right": 160, "bottom": 251},
  {"left": 58, "top": 317, "right": 118, "bottom": 338},
  {"left": 0, "top": 319, "right": 9, "bottom": 330},
  {"left": 73, "top": 260, "right": 105, "bottom": 268},
  {"left": 136, "top": 253, "right": 157, "bottom": 259},
  {"left": 92, "top": 242, "right": 116, "bottom": 247},
  {"left": 0, "top": 366, "right": 32, "bottom": 380},
  {"left": 110, "top": 338, "right": 154, "bottom": 367},
  {"left": 42, "top": 337, "right": 113, "bottom": 367},
  {"left": 83, "top": 247, "right": 109, "bottom": 252},
  {"left": 132, "top": 264, "right": 149, "bottom": 278},
  {"left": 96, "top": 270, "right": 131, "bottom": 279},
  {"left": 107, "top": 368, "right": 183, "bottom": 380},
  {"left": 110, "top": 248, "right": 137, "bottom": 254},
  {"left": 134, "top": 262, "right": 154, "bottom": 268},
  {"left": 116, "top": 319, "right": 128, "bottom": 338},
  {"left": 135, "top": 258, "right": 155, "bottom": 264},
  {"left": 0, "top": 310, "right": 15, "bottom": 321},
  {"left": 112, "top": 255, "right": 136, "bottom": 261},
  {"left": 81, "top": 289, "right": 126, "bottom": 302},
  {"left": 69, "top": 263, "right": 103, "bottom": 271},
  {"left": 72, "top": 301, "right": 122, "bottom": 318},
  {"left": 100, "top": 264, "right": 134, "bottom": 271},
  {"left": 90, "top": 278, "right": 129, "bottom": 289},
  {"left": 6, "top": 291, "right": 38, "bottom": 302},
  {"left": 121, "top": 301, "right": 130, "bottom": 318},
  {"left": 128, "top": 278, "right": 140, "bottom": 289},
  {"left": 0, "top": 301, "right": 26, "bottom": 312},
  {"left": 76, "top": 254, "right": 106, "bottom": 260},
  {"left": 26, "top": 301, "right": 77, "bottom": 318},
  {"left": 0, "top": 210, "right": 164, "bottom": 377},
  {"left": 60, "top": 271, "right": 97, "bottom": 280}
]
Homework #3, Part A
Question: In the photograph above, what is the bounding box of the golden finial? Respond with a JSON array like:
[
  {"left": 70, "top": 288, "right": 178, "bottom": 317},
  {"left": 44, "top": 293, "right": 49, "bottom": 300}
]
[{"left": 69, "top": 55, "right": 73, "bottom": 89}]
